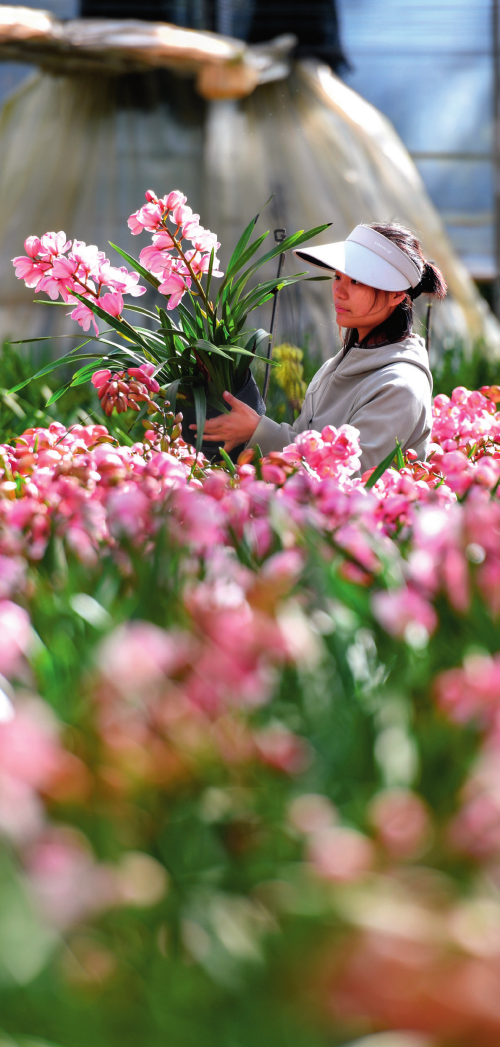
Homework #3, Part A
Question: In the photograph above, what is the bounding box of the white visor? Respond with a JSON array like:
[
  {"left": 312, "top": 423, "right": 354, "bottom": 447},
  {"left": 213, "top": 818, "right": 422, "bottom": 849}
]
[{"left": 293, "top": 224, "right": 421, "bottom": 292}]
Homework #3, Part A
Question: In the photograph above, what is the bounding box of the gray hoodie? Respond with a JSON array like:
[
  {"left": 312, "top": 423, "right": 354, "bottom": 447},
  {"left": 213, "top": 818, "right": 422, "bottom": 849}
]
[{"left": 249, "top": 332, "right": 433, "bottom": 471}]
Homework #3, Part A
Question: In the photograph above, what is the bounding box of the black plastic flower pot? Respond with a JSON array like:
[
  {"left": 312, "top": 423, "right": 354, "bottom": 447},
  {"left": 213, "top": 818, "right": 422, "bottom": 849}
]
[{"left": 180, "top": 369, "right": 265, "bottom": 463}]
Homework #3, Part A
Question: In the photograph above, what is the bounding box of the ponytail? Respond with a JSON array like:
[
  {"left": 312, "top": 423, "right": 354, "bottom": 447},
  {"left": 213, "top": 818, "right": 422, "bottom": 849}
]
[{"left": 410, "top": 259, "right": 447, "bottom": 301}]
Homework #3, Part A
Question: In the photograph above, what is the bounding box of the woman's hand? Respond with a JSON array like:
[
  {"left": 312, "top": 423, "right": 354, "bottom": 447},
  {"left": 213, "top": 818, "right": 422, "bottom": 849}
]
[{"left": 189, "top": 391, "right": 261, "bottom": 452}]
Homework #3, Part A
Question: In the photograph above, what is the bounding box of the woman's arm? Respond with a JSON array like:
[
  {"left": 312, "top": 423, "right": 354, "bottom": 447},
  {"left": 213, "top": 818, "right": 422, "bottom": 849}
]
[
  {"left": 189, "top": 358, "right": 331, "bottom": 455},
  {"left": 190, "top": 390, "right": 312, "bottom": 455}
]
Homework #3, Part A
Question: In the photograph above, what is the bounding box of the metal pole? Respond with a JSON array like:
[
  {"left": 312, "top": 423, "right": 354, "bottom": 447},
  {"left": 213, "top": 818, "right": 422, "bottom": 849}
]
[
  {"left": 493, "top": 0, "right": 500, "bottom": 315},
  {"left": 425, "top": 300, "right": 432, "bottom": 355},
  {"left": 263, "top": 228, "right": 286, "bottom": 404},
  {"left": 216, "top": 0, "right": 232, "bottom": 36}
]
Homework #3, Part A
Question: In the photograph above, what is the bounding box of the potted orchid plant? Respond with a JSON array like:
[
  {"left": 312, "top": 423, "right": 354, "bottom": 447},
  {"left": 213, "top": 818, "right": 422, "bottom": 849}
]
[{"left": 10, "top": 189, "right": 329, "bottom": 456}]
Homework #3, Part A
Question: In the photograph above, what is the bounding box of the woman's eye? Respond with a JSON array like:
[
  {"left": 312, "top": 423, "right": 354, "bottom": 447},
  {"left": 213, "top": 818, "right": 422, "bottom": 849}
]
[{"left": 351, "top": 279, "right": 358, "bottom": 285}]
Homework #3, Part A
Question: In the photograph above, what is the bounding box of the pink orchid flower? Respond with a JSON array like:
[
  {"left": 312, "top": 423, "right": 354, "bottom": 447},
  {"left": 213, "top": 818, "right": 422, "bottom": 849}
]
[
  {"left": 139, "top": 244, "right": 175, "bottom": 275},
  {"left": 158, "top": 270, "right": 190, "bottom": 309},
  {"left": 39, "top": 230, "right": 71, "bottom": 258},
  {"left": 69, "top": 299, "right": 99, "bottom": 335},
  {"left": 164, "top": 189, "right": 186, "bottom": 210},
  {"left": 11, "top": 256, "right": 50, "bottom": 287},
  {"left": 127, "top": 203, "right": 163, "bottom": 235},
  {"left": 98, "top": 262, "right": 146, "bottom": 297},
  {"left": 99, "top": 291, "right": 124, "bottom": 318}
]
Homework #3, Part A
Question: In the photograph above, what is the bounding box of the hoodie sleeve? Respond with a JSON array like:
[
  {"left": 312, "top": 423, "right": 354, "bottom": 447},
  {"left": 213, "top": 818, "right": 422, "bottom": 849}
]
[
  {"left": 247, "top": 415, "right": 297, "bottom": 454},
  {"left": 349, "top": 369, "right": 430, "bottom": 472}
]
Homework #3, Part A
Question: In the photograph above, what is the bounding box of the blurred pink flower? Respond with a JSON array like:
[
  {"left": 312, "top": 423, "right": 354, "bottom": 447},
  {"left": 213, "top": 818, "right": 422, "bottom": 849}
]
[
  {"left": 98, "top": 621, "right": 190, "bottom": 696},
  {"left": 288, "top": 793, "right": 338, "bottom": 835},
  {"left": 435, "top": 653, "right": 500, "bottom": 726},
  {"left": 98, "top": 262, "right": 145, "bottom": 297},
  {"left": 25, "top": 827, "right": 117, "bottom": 929},
  {"left": 0, "top": 600, "right": 31, "bottom": 677},
  {"left": 0, "top": 699, "right": 61, "bottom": 789},
  {"left": 254, "top": 725, "right": 312, "bottom": 774},
  {"left": 369, "top": 788, "right": 432, "bottom": 859},
  {"left": 24, "top": 235, "right": 41, "bottom": 258},
  {"left": 372, "top": 588, "right": 437, "bottom": 641},
  {"left": 308, "top": 825, "right": 374, "bottom": 882}
]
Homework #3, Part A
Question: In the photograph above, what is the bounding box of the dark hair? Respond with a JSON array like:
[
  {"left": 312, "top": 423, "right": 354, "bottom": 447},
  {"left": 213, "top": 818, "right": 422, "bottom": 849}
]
[{"left": 343, "top": 222, "right": 447, "bottom": 354}]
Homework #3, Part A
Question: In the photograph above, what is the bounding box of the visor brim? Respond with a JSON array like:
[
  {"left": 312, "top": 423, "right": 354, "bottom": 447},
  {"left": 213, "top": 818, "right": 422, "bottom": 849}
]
[{"left": 294, "top": 241, "right": 412, "bottom": 292}]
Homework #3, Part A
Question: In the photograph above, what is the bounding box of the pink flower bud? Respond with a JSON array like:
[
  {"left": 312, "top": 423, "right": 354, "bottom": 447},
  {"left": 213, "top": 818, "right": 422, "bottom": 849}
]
[
  {"left": 24, "top": 235, "right": 41, "bottom": 258},
  {"left": 91, "top": 369, "right": 112, "bottom": 390}
]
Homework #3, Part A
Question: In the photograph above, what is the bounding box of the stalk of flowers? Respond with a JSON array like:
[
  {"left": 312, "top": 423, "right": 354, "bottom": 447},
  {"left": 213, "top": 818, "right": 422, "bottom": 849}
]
[
  {"left": 128, "top": 189, "right": 224, "bottom": 313},
  {"left": 12, "top": 232, "right": 146, "bottom": 334},
  {"left": 91, "top": 363, "right": 160, "bottom": 416}
]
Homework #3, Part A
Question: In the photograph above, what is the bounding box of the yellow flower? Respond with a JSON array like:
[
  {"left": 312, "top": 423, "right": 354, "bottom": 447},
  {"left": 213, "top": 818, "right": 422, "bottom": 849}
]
[{"left": 272, "top": 343, "right": 307, "bottom": 409}]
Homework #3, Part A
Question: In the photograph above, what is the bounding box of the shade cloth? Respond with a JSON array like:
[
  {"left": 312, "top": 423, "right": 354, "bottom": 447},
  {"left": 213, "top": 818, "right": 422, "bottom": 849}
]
[{"left": 0, "top": 7, "right": 496, "bottom": 361}]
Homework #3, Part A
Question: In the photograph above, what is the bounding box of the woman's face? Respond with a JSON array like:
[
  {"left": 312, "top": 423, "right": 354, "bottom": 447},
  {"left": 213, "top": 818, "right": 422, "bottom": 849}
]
[{"left": 332, "top": 271, "right": 406, "bottom": 338}]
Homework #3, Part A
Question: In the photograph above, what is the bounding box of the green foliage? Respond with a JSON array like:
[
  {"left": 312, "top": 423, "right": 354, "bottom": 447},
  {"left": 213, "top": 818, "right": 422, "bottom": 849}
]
[
  {"left": 433, "top": 338, "right": 500, "bottom": 397},
  {"left": 0, "top": 341, "right": 97, "bottom": 441}
]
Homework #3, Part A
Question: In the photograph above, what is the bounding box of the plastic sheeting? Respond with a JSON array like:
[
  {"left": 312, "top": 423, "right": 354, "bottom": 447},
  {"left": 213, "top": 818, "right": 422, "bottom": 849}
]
[{"left": 0, "top": 51, "right": 497, "bottom": 361}]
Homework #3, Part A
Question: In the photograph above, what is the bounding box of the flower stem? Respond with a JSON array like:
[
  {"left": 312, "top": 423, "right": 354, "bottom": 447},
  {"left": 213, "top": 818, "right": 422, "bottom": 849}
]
[{"left": 163, "top": 222, "right": 216, "bottom": 324}]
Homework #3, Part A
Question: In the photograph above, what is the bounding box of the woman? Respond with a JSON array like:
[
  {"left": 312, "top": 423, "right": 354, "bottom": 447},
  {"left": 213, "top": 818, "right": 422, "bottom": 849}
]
[{"left": 192, "top": 222, "right": 447, "bottom": 471}]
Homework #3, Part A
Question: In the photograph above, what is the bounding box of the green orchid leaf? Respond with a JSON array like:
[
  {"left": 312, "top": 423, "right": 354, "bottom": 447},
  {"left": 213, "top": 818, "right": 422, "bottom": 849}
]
[
  {"left": 70, "top": 290, "right": 151, "bottom": 351},
  {"left": 192, "top": 385, "right": 207, "bottom": 455},
  {"left": 45, "top": 383, "right": 73, "bottom": 406},
  {"left": 227, "top": 224, "right": 331, "bottom": 305},
  {"left": 108, "top": 242, "right": 160, "bottom": 290},
  {"left": 206, "top": 391, "right": 230, "bottom": 414},
  {"left": 6, "top": 349, "right": 105, "bottom": 394},
  {"left": 192, "top": 339, "right": 233, "bottom": 360},
  {"left": 163, "top": 378, "right": 181, "bottom": 415},
  {"left": 243, "top": 222, "right": 332, "bottom": 279},
  {"left": 122, "top": 303, "right": 161, "bottom": 320},
  {"left": 217, "top": 231, "right": 270, "bottom": 310},
  {"left": 231, "top": 274, "right": 310, "bottom": 324},
  {"left": 177, "top": 303, "right": 198, "bottom": 341},
  {"left": 205, "top": 247, "right": 215, "bottom": 305},
  {"left": 8, "top": 334, "right": 91, "bottom": 343},
  {"left": 364, "top": 440, "right": 403, "bottom": 489},
  {"left": 219, "top": 447, "right": 236, "bottom": 475}
]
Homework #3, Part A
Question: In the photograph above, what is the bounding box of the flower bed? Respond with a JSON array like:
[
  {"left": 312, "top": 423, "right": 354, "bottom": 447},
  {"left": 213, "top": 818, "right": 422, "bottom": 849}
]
[{"left": 0, "top": 379, "right": 500, "bottom": 1046}]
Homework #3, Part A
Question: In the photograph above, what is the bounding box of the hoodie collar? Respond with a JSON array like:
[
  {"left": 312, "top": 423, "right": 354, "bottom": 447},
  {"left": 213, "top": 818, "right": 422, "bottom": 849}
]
[{"left": 333, "top": 332, "right": 432, "bottom": 385}]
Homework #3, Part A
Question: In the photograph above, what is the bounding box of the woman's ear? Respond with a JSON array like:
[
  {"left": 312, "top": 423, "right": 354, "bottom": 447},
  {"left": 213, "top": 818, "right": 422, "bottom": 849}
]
[{"left": 389, "top": 290, "right": 407, "bottom": 307}]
